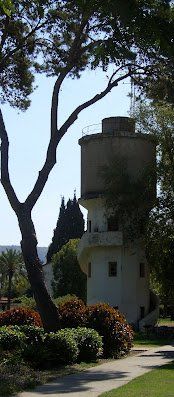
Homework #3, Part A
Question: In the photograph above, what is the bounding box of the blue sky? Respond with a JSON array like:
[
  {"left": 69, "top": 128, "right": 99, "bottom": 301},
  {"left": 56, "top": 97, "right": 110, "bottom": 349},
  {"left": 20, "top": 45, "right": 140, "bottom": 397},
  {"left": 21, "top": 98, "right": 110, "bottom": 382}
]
[{"left": 0, "top": 68, "right": 130, "bottom": 247}]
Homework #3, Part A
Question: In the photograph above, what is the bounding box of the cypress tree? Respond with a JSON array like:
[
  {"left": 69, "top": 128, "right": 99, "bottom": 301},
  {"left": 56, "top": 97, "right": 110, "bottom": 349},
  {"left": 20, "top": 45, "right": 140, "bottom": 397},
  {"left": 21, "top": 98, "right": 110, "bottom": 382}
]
[
  {"left": 47, "top": 193, "right": 84, "bottom": 262},
  {"left": 47, "top": 197, "right": 67, "bottom": 262}
]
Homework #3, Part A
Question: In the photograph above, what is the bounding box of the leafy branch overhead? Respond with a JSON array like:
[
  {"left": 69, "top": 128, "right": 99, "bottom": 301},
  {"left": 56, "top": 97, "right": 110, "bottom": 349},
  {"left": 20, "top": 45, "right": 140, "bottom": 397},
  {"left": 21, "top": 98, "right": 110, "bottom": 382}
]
[
  {"left": 0, "top": 1, "right": 174, "bottom": 330},
  {"left": 0, "top": 1, "right": 173, "bottom": 109}
]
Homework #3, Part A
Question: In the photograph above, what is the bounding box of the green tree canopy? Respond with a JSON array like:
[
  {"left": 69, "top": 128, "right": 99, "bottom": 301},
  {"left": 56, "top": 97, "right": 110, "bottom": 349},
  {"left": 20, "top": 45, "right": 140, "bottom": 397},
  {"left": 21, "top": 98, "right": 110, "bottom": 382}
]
[
  {"left": 134, "top": 101, "right": 174, "bottom": 314},
  {"left": 52, "top": 239, "right": 86, "bottom": 301},
  {"left": 0, "top": 0, "right": 174, "bottom": 330}
]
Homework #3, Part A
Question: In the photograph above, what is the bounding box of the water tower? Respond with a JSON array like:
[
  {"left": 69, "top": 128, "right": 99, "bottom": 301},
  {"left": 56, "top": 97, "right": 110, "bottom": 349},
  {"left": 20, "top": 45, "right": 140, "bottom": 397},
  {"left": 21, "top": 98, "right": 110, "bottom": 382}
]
[{"left": 77, "top": 116, "right": 159, "bottom": 327}]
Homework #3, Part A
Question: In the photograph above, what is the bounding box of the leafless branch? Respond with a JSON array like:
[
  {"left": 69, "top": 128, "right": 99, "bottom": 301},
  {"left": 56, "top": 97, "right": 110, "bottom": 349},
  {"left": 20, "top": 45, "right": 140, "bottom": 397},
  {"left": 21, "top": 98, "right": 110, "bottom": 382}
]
[
  {"left": 0, "top": 109, "right": 20, "bottom": 212},
  {"left": 24, "top": 69, "right": 131, "bottom": 210}
]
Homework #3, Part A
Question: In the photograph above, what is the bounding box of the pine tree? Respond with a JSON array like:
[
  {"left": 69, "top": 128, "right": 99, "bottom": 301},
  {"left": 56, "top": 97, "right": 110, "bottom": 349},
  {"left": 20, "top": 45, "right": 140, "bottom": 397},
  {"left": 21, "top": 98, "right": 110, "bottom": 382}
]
[{"left": 47, "top": 194, "right": 84, "bottom": 262}]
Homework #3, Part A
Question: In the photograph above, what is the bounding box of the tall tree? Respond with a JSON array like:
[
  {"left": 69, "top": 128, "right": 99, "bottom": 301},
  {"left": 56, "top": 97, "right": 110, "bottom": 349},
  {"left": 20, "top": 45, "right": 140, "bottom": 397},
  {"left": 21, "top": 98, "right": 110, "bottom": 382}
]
[
  {"left": 134, "top": 102, "right": 174, "bottom": 314},
  {"left": 0, "top": 249, "right": 24, "bottom": 309},
  {"left": 0, "top": 1, "right": 174, "bottom": 330},
  {"left": 47, "top": 194, "right": 84, "bottom": 262},
  {"left": 52, "top": 239, "right": 86, "bottom": 301}
]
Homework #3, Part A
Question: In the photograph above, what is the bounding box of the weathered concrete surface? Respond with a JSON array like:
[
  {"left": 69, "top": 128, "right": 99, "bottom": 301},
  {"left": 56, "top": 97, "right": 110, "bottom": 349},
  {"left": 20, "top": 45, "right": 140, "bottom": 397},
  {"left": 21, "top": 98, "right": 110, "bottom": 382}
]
[{"left": 18, "top": 345, "right": 174, "bottom": 397}]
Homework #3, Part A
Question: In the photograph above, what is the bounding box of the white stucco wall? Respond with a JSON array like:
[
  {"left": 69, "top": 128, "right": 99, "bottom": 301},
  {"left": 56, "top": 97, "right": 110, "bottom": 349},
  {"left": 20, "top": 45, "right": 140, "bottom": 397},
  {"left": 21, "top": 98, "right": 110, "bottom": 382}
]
[
  {"left": 120, "top": 243, "right": 150, "bottom": 323},
  {"left": 87, "top": 246, "right": 122, "bottom": 306},
  {"left": 81, "top": 198, "right": 107, "bottom": 232},
  {"left": 81, "top": 240, "right": 150, "bottom": 324}
]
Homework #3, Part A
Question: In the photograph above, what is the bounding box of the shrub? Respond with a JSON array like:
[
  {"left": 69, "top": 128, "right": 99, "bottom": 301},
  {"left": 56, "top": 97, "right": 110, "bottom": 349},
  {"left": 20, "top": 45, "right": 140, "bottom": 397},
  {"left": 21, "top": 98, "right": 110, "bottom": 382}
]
[
  {"left": 19, "top": 325, "right": 45, "bottom": 345},
  {"left": 74, "top": 327, "right": 103, "bottom": 362},
  {"left": 13, "top": 295, "right": 37, "bottom": 310},
  {"left": 0, "top": 355, "right": 42, "bottom": 395},
  {"left": 44, "top": 329, "right": 79, "bottom": 366},
  {"left": 86, "top": 303, "right": 133, "bottom": 358},
  {"left": 0, "top": 326, "right": 26, "bottom": 350},
  {"left": 17, "top": 326, "right": 45, "bottom": 368},
  {"left": 58, "top": 298, "right": 87, "bottom": 329},
  {"left": 22, "top": 343, "right": 45, "bottom": 368},
  {"left": 54, "top": 294, "right": 78, "bottom": 307},
  {"left": 0, "top": 307, "right": 42, "bottom": 327}
]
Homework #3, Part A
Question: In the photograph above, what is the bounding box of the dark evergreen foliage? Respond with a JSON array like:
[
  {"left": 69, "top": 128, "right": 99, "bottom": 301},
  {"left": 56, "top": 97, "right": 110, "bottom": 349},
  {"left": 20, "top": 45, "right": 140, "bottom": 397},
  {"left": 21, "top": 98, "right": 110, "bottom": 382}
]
[
  {"left": 47, "top": 193, "right": 84, "bottom": 262},
  {"left": 52, "top": 239, "right": 87, "bottom": 302}
]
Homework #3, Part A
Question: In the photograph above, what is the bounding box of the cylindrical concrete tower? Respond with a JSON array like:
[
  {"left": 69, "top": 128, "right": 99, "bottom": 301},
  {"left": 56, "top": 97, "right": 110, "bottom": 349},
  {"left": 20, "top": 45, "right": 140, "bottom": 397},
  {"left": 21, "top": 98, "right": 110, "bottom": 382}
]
[{"left": 78, "top": 117, "right": 157, "bottom": 326}]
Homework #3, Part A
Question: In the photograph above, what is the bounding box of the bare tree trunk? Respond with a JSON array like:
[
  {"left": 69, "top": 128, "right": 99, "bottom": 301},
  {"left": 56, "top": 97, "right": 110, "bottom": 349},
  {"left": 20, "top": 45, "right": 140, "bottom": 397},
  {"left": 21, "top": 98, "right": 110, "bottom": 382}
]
[{"left": 17, "top": 209, "right": 60, "bottom": 332}]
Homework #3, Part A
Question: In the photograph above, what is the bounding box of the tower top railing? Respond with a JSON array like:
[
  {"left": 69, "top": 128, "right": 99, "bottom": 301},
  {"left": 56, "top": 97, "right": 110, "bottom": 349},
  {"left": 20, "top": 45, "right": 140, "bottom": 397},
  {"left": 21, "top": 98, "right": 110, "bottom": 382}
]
[{"left": 82, "top": 123, "right": 101, "bottom": 137}]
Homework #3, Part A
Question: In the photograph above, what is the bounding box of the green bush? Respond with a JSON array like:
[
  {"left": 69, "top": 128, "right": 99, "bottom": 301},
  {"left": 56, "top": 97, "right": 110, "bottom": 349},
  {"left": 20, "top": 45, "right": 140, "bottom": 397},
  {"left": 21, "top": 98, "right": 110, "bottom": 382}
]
[
  {"left": 86, "top": 303, "right": 133, "bottom": 358},
  {"left": 0, "top": 326, "right": 26, "bottom": 350},
  {"left": 17, "top": 326, "right": 45, "bottom": 368},
  {"left": 0, "top": 355, "right": 42, "bottom": 395},
  {"left": 13, "top": 295, "right": 37, "bottom": 310},
  {"left": 54, "top": 294, "right": 78, "bottom": 307},
  {"left": 19, "top": 325, "right": 45, "bottom": 344},
  {"left": 0, "top": 307, "right": 42, "bottom": 327},
  {"left": 22, "top": 343, "right": 45, "bottom": 368},
  {"left": 74, "top": 327, "right": 103, "bottom": 362},
  {"left": 44, "top": 329, "right": 79, "bottom": 366},
  {"left": 58, "top": 298, "right": 87, "bottom": 329}
]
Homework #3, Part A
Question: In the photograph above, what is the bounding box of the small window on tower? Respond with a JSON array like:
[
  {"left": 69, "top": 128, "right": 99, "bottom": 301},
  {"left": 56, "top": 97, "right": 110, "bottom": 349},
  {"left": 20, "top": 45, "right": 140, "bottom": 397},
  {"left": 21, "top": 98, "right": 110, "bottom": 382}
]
[
  {"left": 88, "top": 220, "right": 91, "bottom": 233},
  {"left": 107, "top": 216, "right": 119, "bottom": 231},
  {"left": 88, "top": 262, "right": 91, "bottom": 278},
  {"left": 108, "top": 262, "right": 117, "bottom": 277},
  {"left": 140, "top": 306, "right": 145, "bottom": 319},
  {"left": 140, "top": 263, "right": 145, "bottom": 278}
]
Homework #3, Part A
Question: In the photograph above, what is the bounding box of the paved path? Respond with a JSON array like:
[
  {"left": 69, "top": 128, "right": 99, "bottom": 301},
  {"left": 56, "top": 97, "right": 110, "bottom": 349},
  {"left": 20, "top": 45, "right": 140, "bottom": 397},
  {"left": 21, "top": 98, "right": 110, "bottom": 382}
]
[{"left": 19, "top": 345, "right": 174, "bottom": 397}]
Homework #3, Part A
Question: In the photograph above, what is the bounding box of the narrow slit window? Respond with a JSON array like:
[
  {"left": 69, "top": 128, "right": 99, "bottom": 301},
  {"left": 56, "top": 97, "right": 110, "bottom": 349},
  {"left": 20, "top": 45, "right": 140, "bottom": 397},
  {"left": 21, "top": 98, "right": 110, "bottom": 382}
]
[
  {"left": 88, "top": 262, "right": 91, "bottom": 278},
  {"left": 108, "top": 262, "right": 117, "bottom": 277},
  {"left": 140, "top": 306, "right": 145, "bottom": 319},
  {"left": 88, "top": 220, "right": 91, "bottom": 233},
  {"left": 140, "top": 263, "right": 145, "bottom": 278}
]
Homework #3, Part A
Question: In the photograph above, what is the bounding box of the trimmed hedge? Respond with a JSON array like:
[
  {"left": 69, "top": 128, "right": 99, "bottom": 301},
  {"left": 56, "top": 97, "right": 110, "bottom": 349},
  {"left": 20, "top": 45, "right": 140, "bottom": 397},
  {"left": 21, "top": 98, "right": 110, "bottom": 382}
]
[
  {"left": 0, "top": 325, "right": 103, "bottom": 367},
  {"left": 74, "top": 327, "right": 103, "bottom": 362},
  {"left": 0, "top": 299, "right": 133, "bottom": 361},
  {"left": 44, "top": 329, "right": 79, "bottom": 366},
  {"left": 86, "top": 303, "right": 133, "bottom": 358},
  {"left": 0, "top": 326, "right": 26, "bottom": 350},
  {"left": 58, "top": 298, "right": 87, "bottom": 329},
  {"left": 0, "top": 307, "right": 42, "bottom": 327}
]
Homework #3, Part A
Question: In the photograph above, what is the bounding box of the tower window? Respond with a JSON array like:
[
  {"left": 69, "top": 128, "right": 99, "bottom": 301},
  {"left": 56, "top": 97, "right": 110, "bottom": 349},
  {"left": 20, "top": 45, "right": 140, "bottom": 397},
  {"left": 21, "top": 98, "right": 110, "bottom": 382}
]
[
  {"left": 140, "top": 306, "right": 145, "bottom": 319},
  {"left": 108, "top": 262, "right": 117, "bottom": 277},
  {"left": 88, "top": 262, "right": 91, "bottom": 278},
  {"left": 140, "top": 263, "right": 145, "bottom": 278},
  {"left": 107, "top": 216, "right": 118, "bottom": 231},
  {"left": 88, "top": 220, "right": 91, "bottom": 233}
]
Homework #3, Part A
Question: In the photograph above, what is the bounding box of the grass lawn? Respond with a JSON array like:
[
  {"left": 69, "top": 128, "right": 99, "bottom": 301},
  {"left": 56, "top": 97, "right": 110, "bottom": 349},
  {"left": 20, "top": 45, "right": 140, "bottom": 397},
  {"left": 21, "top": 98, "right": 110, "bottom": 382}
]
[
  {"left": 133, "top": 332, "right": 174, "bottom": 346},
  {"left": 158, "top": 318, "right": 174, "bottom": 327},
  {"left": 99, "top": 361, "right": 174, "bottom": 397},
  {"left": 133, "top": 332, "right": 174, "bottom": 347}
]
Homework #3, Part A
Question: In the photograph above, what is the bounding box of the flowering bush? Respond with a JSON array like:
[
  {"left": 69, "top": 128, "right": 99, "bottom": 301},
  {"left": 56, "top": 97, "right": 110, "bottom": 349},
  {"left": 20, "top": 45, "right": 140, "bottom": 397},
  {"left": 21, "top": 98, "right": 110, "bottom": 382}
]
[
  {"left": 86, "top": 303, "right": 133, "bottom": 358},
  {"left": 0, "top": 307, "right": 42, "bottom": 327}
]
